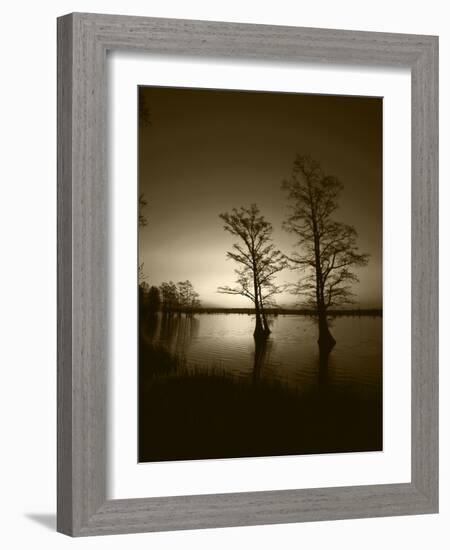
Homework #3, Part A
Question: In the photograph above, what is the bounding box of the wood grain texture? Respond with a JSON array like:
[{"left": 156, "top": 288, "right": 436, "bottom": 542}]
[
  {"left": 57, "top": 13, "right": 73, "bottom": 536},
  {"left": 57, "top": 12, "right": 439, "bottom": 536},
  {"left": 79, "top": 484, "right": 433, "bottom": 536},
  {"left": 410, "top": 37, "right": 439, "bottom": 507}
]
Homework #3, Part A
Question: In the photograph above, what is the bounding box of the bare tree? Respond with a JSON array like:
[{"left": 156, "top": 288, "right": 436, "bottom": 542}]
[
  {"left": 218, "top": 204, "right": 287, "bottom": 337},
  {"left": 282, "top": 155, "right": 369, "bottom": 350}
]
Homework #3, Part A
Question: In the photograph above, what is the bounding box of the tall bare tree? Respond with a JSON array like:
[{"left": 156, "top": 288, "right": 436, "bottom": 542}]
[
  {"left": 282, "top": 155, "right": 369, "bottom": 350},
  {"left": 218, "top": 204, "right": 287, "bottom": 337}
]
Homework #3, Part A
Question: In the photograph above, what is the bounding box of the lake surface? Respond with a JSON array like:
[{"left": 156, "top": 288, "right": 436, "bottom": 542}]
[
  {"left": 139, "top": 312, "right": 383, "bottom": 461},
  {"left": 140, "top": 313, "right": 382, "bottom": 399}
]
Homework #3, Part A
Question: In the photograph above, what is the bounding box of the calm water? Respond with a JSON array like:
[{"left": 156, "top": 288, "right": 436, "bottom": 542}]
[{"left": 140, "top": 313, "right": 382, "bottom": 399}]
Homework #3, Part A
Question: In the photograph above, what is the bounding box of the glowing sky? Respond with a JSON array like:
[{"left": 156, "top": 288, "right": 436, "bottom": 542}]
[{"left": 139, "top": 86, "right": 382, "bottom": 309}]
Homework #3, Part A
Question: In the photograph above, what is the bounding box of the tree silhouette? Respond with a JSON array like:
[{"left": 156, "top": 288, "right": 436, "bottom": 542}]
[
  {"left": 139, "top": 280, "right": 150, "bottom": 311},
  {"left": 159, "top": 280, "right": 201, "bottom": 315},
  {"left": 138, "top": 262, "right": 147, "bottom": 284},
  {"left": 147, "top": 286, "right": 161, "bottom": 313},
  {"left": 177, "top": 280, "right": 201, "bottom": 315},
  {"left": 160, "top": 281, "right": 179, "bottom": 315},
  {"left": 218, "top": 204, "right": 287, "bottom": 337},
  {"left": 282, "top": 155, "right": 369, "bottom": 350}
]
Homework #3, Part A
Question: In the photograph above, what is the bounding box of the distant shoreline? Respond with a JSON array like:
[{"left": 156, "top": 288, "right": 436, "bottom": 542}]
[{"left": 183, "top": 308, "right": 383, "bottom": 317}]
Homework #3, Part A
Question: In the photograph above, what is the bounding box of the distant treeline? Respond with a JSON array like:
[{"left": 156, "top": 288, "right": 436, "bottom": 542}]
[
  {"left": 140, "top": 280, "right": 201, "bottom": 315},
  {"left": 144, "top": 306, "right": 382, "bottom": 317}
]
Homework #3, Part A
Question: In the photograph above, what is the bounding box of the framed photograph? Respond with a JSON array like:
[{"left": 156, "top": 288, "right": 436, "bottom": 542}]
[{"left": 57, "top": 13, "right": 438, "bottom": 536}]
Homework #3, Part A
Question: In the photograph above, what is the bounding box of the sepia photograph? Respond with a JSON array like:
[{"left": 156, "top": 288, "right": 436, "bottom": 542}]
[{"left": 138, "top": 86, "right": 382, "bottom": 462}]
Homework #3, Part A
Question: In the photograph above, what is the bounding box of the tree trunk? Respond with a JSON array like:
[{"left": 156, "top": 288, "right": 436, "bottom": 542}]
[
  {"left": 252, "top": 337, "right": 268, "bottom": 384},
  {"left": 317, "top": 307, "right": 336, "bottom": 351},
  {"left": 251, "top": 255, "right": 266, "bottom": 338},
  {"left": 260, "top": 308, "right": 270, "bottom": 335},
  {"left": 258, "top": 285, "right": 271, "bottom": 335},
  {"left": 318, "top": 345, "right": 330, "bottom": 389},
  {"left": 253, "top": 310, "right": 264, "bottom": 337},
  {"left": 252, "top": 280, "right": 264, "bottom": 338},
  {"left": 306, "top": 182, "right": 336, "bottom": 351}
]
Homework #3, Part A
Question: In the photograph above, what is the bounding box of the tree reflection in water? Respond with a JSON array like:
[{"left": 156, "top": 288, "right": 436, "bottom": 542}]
[
  {"left": 147, "top": 313, "right": 200, "bottom": 356},
  {"left": 318, "top": 347, "right": 331, "bottom": 390},
  {"left": 252, "top": 337, "right": 273, "bottom": 384}
]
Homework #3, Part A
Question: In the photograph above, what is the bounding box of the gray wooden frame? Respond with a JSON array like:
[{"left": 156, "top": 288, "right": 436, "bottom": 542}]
[{"left": 57, "top": 12, "right": 438, "bottom": 537}]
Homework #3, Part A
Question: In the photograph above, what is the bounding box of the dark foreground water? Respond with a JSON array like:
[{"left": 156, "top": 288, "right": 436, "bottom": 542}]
[{"left": 139, "top": 313, "right": 382, "bottom": 462}]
